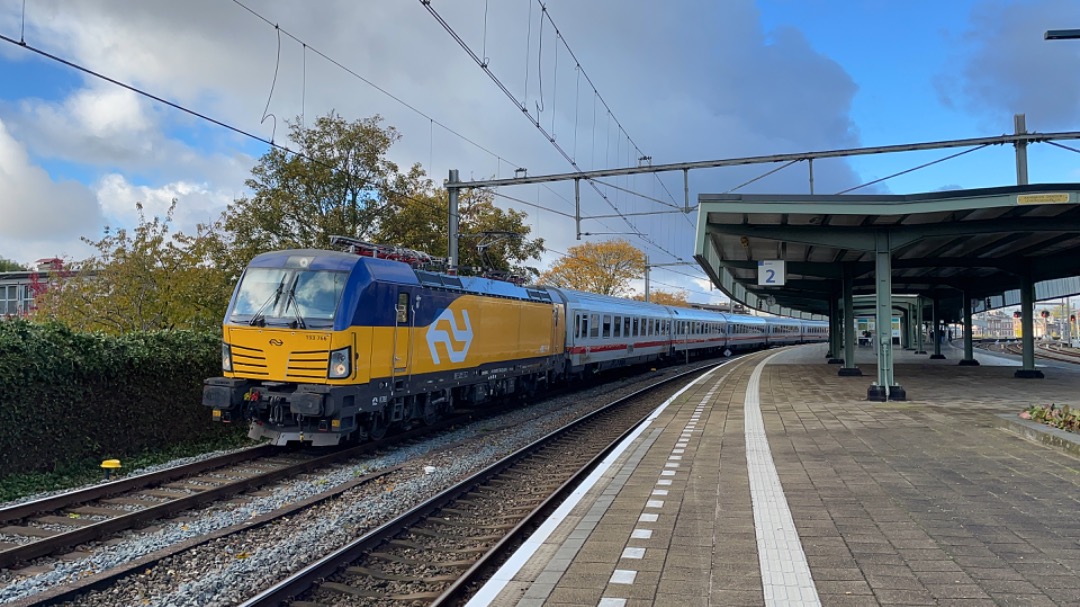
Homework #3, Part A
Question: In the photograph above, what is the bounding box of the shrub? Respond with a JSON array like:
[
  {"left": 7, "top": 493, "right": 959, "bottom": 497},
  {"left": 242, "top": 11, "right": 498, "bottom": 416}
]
[
  {"left": 1019, "top": 403, "right": 1080, "bottom": 433},
  {"left": 0, "top": 319, "right": 237, "bottom": 475}
]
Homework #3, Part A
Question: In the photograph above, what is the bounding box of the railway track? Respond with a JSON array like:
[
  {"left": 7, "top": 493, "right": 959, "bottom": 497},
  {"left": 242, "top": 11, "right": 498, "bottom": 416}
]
[
  {"left": 0, "top": 445, "right": 375, "bottom": 572},
  {"left": 237, "top": 362, "right": 721, "bottom": 607},
  {"left": 3, "top": 355, "right": 736, "bottom": 607},
  {"left": 984, "top": 340, "right": 1080, "bottom": 364},
  {"left": 0, "top": 444, "right": 279, "bottom": 570},
  {"left": 0, "top": 404, "right": 493, "bottom": 577}
]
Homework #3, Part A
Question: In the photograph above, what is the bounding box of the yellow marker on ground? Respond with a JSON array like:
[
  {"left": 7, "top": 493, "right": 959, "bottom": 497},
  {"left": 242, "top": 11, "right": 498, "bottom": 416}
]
[{"left": 101, "top": 459, "right": 121, "bottom": 480}]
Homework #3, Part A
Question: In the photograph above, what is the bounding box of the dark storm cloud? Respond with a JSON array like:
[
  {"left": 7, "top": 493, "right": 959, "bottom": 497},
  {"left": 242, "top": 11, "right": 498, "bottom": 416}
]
[{"left": 941, "top": 0, "right": 1080, "bottom": 130}]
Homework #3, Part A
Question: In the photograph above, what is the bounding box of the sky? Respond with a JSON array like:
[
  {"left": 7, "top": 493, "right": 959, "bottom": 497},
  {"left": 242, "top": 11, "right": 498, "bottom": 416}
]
[{"left": 1, "top": 0, "right": 1080, "bottom": 303}]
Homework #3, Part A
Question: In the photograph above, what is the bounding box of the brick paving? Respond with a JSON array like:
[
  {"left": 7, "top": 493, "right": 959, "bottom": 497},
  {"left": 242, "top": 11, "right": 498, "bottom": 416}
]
[{"left": 482, "top": 345, "right": 1080, "bottom": 606}]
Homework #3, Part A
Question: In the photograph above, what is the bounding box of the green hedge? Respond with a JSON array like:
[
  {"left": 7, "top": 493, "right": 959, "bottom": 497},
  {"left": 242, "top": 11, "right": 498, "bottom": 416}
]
[{"left": 0, "top": 320, "right": 235, "bottom": 476}]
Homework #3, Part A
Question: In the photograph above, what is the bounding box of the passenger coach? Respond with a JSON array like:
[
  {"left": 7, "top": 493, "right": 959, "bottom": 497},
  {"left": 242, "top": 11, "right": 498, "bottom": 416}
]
[{"left": 204, "top": 244, "right": 829, "bottom": 446}]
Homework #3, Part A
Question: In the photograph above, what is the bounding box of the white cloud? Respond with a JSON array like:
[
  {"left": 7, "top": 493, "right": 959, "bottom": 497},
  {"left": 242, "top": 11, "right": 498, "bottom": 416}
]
[
  {"left": 94, "top": 174, "right": 236, "bottom": 235},
  {"left": 0, "top": 118, "right": 100, "bottom": 263},
  {"left": 17, "top": 85, "right": 156, "bottom": 162},
  {"left": 0, "top": 0, "right": 867, "bottom": 276}
]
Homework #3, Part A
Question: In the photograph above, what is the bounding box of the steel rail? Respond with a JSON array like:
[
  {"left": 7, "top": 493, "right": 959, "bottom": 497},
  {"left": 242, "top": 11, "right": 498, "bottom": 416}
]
[
  {"left": 237, "top": 360, "right": 725, "bottom": 607},
  {"left": 0, "top": 399, "right": 565, "bottom": 572},
  {"left": 13, "top": 464, "right": 402, "bottom": 607},
  {"left": 0, "top": 444, "right": 276, "bottom": 524}
]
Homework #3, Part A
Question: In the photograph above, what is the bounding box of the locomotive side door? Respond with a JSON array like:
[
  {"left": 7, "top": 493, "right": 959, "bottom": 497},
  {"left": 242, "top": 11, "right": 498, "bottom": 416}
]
[{"left": 392, "top": 290, "right": 411, "bottom": 374}]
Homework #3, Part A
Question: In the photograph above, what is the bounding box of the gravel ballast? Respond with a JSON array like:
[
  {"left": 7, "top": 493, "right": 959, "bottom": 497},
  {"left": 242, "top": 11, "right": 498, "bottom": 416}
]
[{"left": 0, "top": 361, "right": 718, "bottom": 606}]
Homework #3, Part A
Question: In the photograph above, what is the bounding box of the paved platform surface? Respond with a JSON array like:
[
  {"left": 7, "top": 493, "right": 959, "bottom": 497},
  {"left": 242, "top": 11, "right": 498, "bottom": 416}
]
[{"left": 477, "top": 344, "right": 1080, "bottom": 606}]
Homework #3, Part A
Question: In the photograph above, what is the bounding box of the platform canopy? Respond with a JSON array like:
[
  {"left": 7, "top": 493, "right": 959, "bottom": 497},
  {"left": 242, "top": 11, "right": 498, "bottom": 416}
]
[{"left": 694, "top": 183, "right": 1080, "bottom": 319}]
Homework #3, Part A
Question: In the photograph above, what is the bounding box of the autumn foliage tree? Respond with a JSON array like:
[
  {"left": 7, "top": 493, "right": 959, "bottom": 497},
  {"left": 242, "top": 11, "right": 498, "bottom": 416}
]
[
  {"left": 0, "top": 257, "right": 26, "bottom": 272},
  {"left": 33, "top": 201, "right": 231, "bottom": 333},
  {"left": 539, "top": 239, "right": 646, "bottom": 296},
  {"left": 375, "top": 167, "right": 544, "bottom": 277},
  {"left": 632, "top": 289, "right": 690, "bottom": 307},
  {"left": 212, "top": 112, "right": 402, "bottom": 277}
]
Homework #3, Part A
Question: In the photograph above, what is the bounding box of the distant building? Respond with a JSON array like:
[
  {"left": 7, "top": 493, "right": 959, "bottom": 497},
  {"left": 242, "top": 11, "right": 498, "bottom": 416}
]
[
  {"left": 0, "top": 258, "right": 68, "bottom": 318},
  {"left": 981, "top": 311, "right": 1013, "bottom": 339}
]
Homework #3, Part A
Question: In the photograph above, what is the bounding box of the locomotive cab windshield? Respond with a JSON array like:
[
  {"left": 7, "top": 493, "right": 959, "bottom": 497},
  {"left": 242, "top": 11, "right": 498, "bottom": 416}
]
[{"left": 229, "top": 266, "right": 347, "bottom": 329}]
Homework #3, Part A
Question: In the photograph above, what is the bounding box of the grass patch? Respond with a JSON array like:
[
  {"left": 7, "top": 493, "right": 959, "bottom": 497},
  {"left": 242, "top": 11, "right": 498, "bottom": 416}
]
[{"left": 0, "top": 432, "right": 254, "bottom": 503}]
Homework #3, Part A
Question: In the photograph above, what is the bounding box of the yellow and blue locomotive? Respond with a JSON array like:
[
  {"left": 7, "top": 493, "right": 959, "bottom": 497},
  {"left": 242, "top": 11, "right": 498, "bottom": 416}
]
[
  {"left": 203, "top": 247, "right": 565, "bottom": 446},
  {"left": 204, "top": 242, "right": 829, "bottom": 446}
]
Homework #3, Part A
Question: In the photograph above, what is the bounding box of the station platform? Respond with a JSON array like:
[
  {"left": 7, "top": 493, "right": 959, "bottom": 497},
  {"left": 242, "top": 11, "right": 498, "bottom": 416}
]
[{"left": 472, "top": 344, "right": 1080, "bottom": 606}]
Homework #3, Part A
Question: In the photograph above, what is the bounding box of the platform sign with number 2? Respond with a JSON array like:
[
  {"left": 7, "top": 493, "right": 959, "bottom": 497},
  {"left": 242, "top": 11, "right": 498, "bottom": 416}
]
[{"left": 757, "top": 260, "right": 785, "bottom": 286}]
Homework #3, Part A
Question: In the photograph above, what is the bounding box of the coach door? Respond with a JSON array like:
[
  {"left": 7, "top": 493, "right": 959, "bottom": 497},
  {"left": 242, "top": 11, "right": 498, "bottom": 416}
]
[{"left": 392, "top": 290, "right": 411, "bottom": 374}]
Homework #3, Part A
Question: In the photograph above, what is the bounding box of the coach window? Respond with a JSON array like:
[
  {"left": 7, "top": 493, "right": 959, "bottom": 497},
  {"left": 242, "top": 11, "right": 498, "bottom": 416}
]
[
  {"left": 590, "top": 313, "right": 600, "bottom": 338},
  {"left": 602, "top": 314, "right": 612, "bottom": 338},
  {"left": 576, "top": 313, "right": 585, "bottom": 339},
  {"left": 632, "top": 317, "right": 639, "bottom": 337},
  {"left": 623, "top": 317, "right": 631, "bottom": 337},
  {"left": 614, "top": 315, "right": 622, "bottom": 338}
]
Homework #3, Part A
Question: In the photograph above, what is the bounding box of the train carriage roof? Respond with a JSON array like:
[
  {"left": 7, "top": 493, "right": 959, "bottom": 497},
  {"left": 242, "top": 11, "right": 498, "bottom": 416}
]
[
  {"left": 663, "top": 306, "right": 730, "bottom": 322},
  {"left": 546, "top": 287, "right": 673, "bottom": 317},
  {"left": 721, "top": 312, "right": 769, "bottom": 326}
]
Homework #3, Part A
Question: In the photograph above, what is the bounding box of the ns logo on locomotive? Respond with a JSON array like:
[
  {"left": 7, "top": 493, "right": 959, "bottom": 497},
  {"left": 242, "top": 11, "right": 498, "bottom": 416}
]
[{"left": 203, "top": 238, "right": 828, "bottom": 446}]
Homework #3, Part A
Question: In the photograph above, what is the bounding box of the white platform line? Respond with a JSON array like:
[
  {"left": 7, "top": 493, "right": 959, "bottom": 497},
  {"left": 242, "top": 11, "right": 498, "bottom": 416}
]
[
  {"left": 744, "top": 352, "right": 821, "bottom": 607},
  {"left": 464, "top": 364, "right": 727, "bottom": 607}
]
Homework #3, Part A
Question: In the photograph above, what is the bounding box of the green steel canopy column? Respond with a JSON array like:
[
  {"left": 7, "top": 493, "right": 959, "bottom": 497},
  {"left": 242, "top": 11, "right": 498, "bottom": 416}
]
[
  {"left": 899, "top": 305, "right": 907, "bottom": 349},
  {"left": 959, "top": 290, "right": 980, "bottom": 366},
  {"left": 869, "top": 231, "right": 905, "bottom": 401},
  {"left": 839, "top": 265, "right": 862, "bottom": 377},
  {"left": 828, "top": 294, "right": 843, "bottom": 364},
  {"left": 915, "top": 296, "right": 927, "bottom": 354},
  {"left": 930, "top": 296, "right": 945, "bottom": 359},
  {"left": 1015, "top": 269, "right": 1044, "bottom": 378}
]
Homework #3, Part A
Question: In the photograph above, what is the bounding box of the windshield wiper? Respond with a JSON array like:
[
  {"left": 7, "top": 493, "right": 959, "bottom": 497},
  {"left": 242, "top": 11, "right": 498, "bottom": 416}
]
[
  {"left": 285, "top": 284, "right": 306, "bottom": 329},
  {"left": 249, "top": 278, "right": 285, "bottom": 326}
]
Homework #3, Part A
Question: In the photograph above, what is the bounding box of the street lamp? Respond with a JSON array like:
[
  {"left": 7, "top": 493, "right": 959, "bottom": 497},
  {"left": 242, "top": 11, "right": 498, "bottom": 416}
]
[{"left": 1045, "top": 29, "right": 1080, "bottom": 40}]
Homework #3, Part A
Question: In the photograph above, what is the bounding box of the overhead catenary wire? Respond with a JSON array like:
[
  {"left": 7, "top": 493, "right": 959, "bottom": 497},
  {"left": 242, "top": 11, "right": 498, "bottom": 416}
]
[
  {"left": 420, "top": 1, "right": 684, "bottom": 263},
  {"left": 542, "top": 247, "right": 718, "bottom": 301},
  {"left": 0, "top": 32, "right": 473, "bottom": 234},
  {"left": 3, "top": 26, "right": 707, "bottom": 295},
  {"left": 531, "top": 0, "right": 681, "bottom": 208},
  {"left": 835, "top": 144, "right": 991, "bottom": 195},
  {"left": 229, "top": 0, "right": 597, "bottom": 225}
]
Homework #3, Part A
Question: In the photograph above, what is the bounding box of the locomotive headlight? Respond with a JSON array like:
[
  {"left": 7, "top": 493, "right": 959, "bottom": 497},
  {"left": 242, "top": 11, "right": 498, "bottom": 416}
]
[
  {"left": 222, "top": 343, "right": 233, "bottom": 372},
  {"left": 328, "top": 346, "right": 351, "bottom": 379}
]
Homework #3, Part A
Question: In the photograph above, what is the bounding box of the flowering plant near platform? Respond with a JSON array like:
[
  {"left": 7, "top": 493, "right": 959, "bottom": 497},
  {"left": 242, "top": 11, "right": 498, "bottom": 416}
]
[{"left": 1019, "top": 403, "right": 1080, "bottom": 433}]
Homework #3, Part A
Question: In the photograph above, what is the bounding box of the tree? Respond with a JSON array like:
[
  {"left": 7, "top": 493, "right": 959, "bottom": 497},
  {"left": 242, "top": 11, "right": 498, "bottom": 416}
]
[
  {"left": 33, "top": 201, "right": 232, "bottom": 334},
  {"left": 214, "top": 112, "right": 401, "bottom": 275},
  {"left": 0, "top": 258, "right": 26, "bottom": 272},
  {"left": 539, "top": 239, "right": 646, "bottom": 296},
  {"left": 632, "top": 289, "right": 690, "bottom": 307},
  {"left": 374, "top": 167, "right": 544, "bottom": 277}
]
